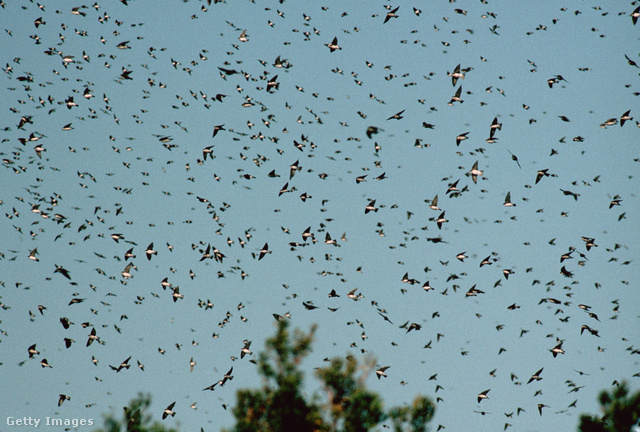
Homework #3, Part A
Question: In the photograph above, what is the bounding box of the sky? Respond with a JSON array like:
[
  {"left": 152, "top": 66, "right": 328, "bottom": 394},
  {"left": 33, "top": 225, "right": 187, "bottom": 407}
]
[{"left": 1, "top": 1, "right": 639, "bottom": 431}]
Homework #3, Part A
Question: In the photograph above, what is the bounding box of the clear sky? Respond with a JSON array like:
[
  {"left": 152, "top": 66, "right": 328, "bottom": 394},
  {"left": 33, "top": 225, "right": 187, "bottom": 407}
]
[{"left": 1, "top": 1, "right": 639, "bottom": 431}]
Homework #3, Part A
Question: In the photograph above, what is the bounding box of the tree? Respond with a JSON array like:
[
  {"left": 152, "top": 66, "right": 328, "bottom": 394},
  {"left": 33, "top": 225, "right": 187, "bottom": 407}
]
[
  {"left": 577, "top": 381, "right": 640, "bottom": 432},
  {"left": 224, "top": 319, "right": 435, "bottom": 432},
  {"left": 94, "top": 393, "right": 179, "bottom": 432}
]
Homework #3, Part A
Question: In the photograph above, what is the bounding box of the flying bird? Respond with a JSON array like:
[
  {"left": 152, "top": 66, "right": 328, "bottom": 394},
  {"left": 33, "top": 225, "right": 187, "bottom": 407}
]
[
  {"left": 162, "top": 402, "right": 176, "bottom": 419},
  {"left": 478, "top": 389, "right": 490, "bottom": 403},
  {"left": 325, "top": 37, "right": 341, "bottom": 52},
  {"left": 383, "top": 6, "right": 399, "bottom": 24},
  {"left": 376, "top": 366, "right": 390, "bottom": 379}
]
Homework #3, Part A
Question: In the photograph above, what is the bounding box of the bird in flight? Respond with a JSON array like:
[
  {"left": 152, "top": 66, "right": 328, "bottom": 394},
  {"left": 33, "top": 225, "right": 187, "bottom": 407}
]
[
  {"left": 162, "top": 402, "right": 176, "bottom": 419},
  {"left": 478, "top": 389, "right": 490, "bottom": 403},
  {"left": 384, "top": 6, "right": 399, "bottom": 24}
]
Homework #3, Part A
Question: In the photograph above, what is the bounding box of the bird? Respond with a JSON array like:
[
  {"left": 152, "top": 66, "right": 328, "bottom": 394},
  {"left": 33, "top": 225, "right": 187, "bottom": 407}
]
[
  {"left": 212, "top": 124, "right": 225, "bottom": 138},
  {"left": 54, "top": 264, "right": 71, "bottom": 280},
  {"left": 386, "top": 110, "right": 405, "bottom": 120},
  {"left": 365, "top": 199, "right": 378, "bottom": 214},
  {"left": 240, "top": 340, "right": 253, "bottom": 359},
  {"left": 489, "top": 117, "right": 502, "bottom": 138},
  {"left": 527, "top": 368, "right": 544, "bottom": 384},
  {"left": 428, "top": 195, "right": 440, "bottom": 211},
  {"left": 620, "top": 110, "right": 633, "bottom": 126},
  {"left": 366, "top": 126, "right": 382, "bottom": 138},
  {"left": 456, "top": 132, "right": 469, "bottom": 146},
  {"left": 550, "top": 341, "right": 565, "bottom": 357},
  {"left": 258, "top": 243, "right": 271, "bottom": 260},
  {"left": 468, "top": 161, "right": 483, "bottom": 184},
  {"left": 435, "top": 211, "right": 448, "bottom": 229},
  {"left": 448, "top": 64, "right": 465, "bottom": 86},
  {"left": 535, "top": 169, "right": 551, "bottom": 184},
  {"left": 325, "top": 37, "right": 341, "bottom": 52},
  {"left": 376, "top": 366, "right": 390, "bottom": 379},
  {"left": 507, "top": 150, "right": 521, "bottom": 168},
  {"left": 86, "top": 328, "right": 99, "bottom": 347},
  {"left": 28, "top": 344, "right": 39, "bottom": 358},
  {"left": 383, "top": 6, "right": 399, "bottom": 24},
  {"left": 478, "top": 389, "right": 490, "bottom": 403},
  {"left": 145, "top": 243, "right": 157, "bottom": 260},
  {"left": 110, "top": 356, "right": 131, "bottom": 372},
  {"left": 503, "top": 192, "right": 515, "bottom": 207},
  {"left": 537, "top": 404, "right": 549, "bottom": 416},
  {"left": 162, "top": 402, "right": 176, "bottom": 419},
  {"left": 28, "top": 248, "right": 39, "bottom": 261}
]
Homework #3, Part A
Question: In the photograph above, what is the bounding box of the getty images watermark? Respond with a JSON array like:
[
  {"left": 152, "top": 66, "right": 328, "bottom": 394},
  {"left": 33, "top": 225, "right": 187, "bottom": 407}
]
[{"left": 6, "top": 416, "right": 95, "bottom": 428}]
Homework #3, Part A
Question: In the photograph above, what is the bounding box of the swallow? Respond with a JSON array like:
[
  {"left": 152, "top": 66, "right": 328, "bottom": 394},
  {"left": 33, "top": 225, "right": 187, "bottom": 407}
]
[
  {"left": 116, "top": 40, "right": 130, "bottom": 49},
  {"left": 87, "top": 327, "right": 99, "bottom": 347},
  {"left": 365, "top": 199, "right": 378, "bottom": 214},
  {"left": 384, "top": 6, "right": 399, "bottom": 23},
  {"left": 258, "top": 243, "right": 271, "bottom": 260},
  {"left": 469, "top": 161, "right": 483, "bottom": 184},
  {"left": 325, "top": 37, "right": 341, "bottom": 52},
  {"left": 478, "top": 389, "right": 490, "bottom": 403},
  {"left": 550, "top": 341, "right": 565, "bottom": 357},
  {"left": 162, "top": 402, "right": 176, "bottom": 419},
  {"left": 54, "top": 264, "right": 71, "bottom": 280},
  {"left": 289, "top": 160, "right": 300, "bottom": 179},
  {"left": 449, "top": 86, "right": 463, "bottom": 104},
  {"left": 302, "top": 301, "right": 319, "bottom": 310},
  {"left": 240, "top": 340, "right": 252, "bottom": 358},
  {"left": 489, "top": 117, "right": 502, "bottom": 138},
  {"left": 535, "top": 169, "right": 550, "bottom": 184},
  {"left": 507, "top": 150, "right": 521, "bottom": 168},
  {"left": 212, "top": 124, "right": 225, "bottom": 138},
  {"left": 28, "top": 343, "right": 39, "bottom": 358},
  {"left": 376, "top": 366, "right": 390, "bottom": 379},
  {"left": 58, "top": 394, "right": 70, "bottom": 406},
  {"left": 503, "top": 192, "right": 516, "bottom": 207},
  {"left": 124, "top": 247, "right": 136, "bottom": 260},
  {"left": 620, "top": 110, "right": 633, "bottom": 126},
  {"left": 527, "top": 368, "right": 543, "bottom": 384},
  {"left": 560, "top": 189, "right": 580, "bottom": 200},
  {"left": 28, "top": 248, "right": 39, "bottom": 261},
  {"left": 172, "top": 286, "right": 183, "bottom": 302},
  {"left": 448, "top": 64, "right": 465, "bottom": 86},
  {"left": 537, "top": 404, "right": 549, "bottom": 416},
  {"left": 111, "top": 356, "right": 131, "bottom": 372},
  {"left": 436, "top": 211, "right": 448, "bottom": 229},
  {"left": 366, "top": 126, "right": 381, "bottom": 138},
  {"left": 386, "top": 109, "right": 405, "bottom": 120},
  {"left": 560, "top": 266, "right": 573, "bottom": 278},
  {"left": 266, "top": 75, "right": 279, "bottom": 92},
  {"left": 121, "top": 262, "right": 134, "bottom": 279},
  {"left": 145, "top": 243, "right": 157, "bottom": 260},
  {"left": 456, "top": 132, "right": 469, "bottom": 146},
  {"left": 428, "top": 195, "right": 440, "bottom": 211}
]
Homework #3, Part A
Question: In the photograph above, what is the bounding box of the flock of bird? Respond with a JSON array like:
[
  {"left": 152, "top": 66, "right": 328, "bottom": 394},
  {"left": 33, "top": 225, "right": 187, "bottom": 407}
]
[{"left": 1, "top": 1, "right": 639, "bottom": 431}]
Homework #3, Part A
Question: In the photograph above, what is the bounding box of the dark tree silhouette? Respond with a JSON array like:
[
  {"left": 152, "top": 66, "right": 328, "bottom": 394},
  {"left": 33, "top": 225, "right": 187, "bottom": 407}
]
[
  {"left": 224, "top": 319, "right": 435, "bottom": 432},
  {"left": 577, "top": 381, "right": 640, "bottom": 432},
  {"left": 93, "top": 393, "right": 179, "bottom": 432}
]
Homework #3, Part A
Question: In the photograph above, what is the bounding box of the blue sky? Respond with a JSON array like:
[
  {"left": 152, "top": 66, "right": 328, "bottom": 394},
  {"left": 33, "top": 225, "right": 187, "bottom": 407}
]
[{"left": 1, "top": 1, "right": 639, "bottom": 431}]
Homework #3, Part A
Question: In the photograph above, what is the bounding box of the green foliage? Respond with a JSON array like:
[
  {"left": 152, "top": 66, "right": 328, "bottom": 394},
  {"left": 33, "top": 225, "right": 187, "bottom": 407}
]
[
  {"left": 225, "top": 319, "right": 435, "bottom": 432},
  {"left": 578, "top": 381, "right": 640, "bottom": 432},
  {"left": 94, "top": 393, "right": 178, "bottom": 432},
  {"left": 229, "top": 320, "right": 325, "bottom": 432}
]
